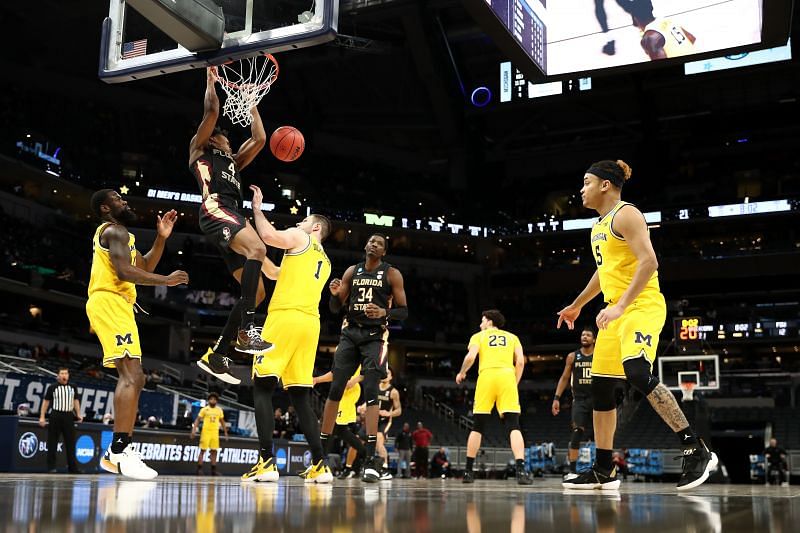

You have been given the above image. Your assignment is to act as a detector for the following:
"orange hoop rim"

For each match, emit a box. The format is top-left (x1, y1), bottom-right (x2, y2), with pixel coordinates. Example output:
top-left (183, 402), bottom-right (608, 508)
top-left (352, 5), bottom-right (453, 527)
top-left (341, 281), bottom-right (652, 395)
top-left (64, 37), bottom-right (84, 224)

top-left (215, 54), bottom-right (280, 92)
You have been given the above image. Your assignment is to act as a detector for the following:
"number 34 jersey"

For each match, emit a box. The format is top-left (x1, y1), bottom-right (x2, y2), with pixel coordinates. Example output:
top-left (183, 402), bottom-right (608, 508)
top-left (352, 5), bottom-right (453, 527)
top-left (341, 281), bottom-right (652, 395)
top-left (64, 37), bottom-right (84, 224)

top-left (468, 328), bottom-right (521, 374)
top-left (345, 261), bottom-right (393, 327)
top-left (268, 234), bottom-right (331, 317)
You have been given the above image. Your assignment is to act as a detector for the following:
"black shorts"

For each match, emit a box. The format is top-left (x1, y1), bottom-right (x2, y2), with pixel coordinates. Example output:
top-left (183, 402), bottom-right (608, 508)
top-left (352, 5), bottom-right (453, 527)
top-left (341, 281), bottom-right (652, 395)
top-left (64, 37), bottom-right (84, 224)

top-left (572, 396), bottom-right (593, 430)
top-left (198, 199), bottom-right (247, 273)
top-left (333, 325), bottom-right (389, 378)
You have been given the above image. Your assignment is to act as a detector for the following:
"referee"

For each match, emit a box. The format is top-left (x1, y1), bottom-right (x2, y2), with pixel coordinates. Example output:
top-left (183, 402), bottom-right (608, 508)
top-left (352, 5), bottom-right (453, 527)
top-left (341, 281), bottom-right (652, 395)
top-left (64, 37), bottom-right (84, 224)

top-left (39, 367), bottom-right (83, 473)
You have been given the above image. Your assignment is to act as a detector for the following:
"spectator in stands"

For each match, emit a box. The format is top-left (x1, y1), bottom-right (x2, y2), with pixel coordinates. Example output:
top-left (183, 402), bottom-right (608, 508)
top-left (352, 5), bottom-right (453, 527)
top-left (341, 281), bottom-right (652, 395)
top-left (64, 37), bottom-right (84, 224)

top-left (412, 422), bottom-right (433, 478)
top-left (17, 343), bottom-right (33, 359)
top-left (431, 447), bottom-right (451, 478)
top-left (395, 423), bottom-right (413, 479)
top-left (284, 406), bottom-right (298, 438)
top-left (273, 408), bottom-right (287, 439)
top-left (764, 437), bottom-right (789, 486)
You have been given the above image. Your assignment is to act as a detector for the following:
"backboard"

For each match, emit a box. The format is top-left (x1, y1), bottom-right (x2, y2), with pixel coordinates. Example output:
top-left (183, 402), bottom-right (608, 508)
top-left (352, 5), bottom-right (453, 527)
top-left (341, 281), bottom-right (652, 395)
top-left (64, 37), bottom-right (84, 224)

top-left (99, 0), bottom-right (338, 83)
top-left (658, 355), bottom-right (720, 391)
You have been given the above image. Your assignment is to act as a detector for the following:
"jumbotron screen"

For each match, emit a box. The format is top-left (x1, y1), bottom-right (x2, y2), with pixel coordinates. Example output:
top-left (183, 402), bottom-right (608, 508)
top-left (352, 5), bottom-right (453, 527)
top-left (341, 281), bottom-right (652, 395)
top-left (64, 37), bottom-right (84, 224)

top-left (477, 0), bottom-right (764, 76)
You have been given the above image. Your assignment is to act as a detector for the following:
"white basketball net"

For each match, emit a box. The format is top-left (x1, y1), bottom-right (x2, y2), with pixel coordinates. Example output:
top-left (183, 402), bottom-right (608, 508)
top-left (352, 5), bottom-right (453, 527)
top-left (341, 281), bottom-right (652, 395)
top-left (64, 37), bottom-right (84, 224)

top-left (216, 54), bottom-right (279, 127)
top-left (680, 382), bottom-right (695, 402)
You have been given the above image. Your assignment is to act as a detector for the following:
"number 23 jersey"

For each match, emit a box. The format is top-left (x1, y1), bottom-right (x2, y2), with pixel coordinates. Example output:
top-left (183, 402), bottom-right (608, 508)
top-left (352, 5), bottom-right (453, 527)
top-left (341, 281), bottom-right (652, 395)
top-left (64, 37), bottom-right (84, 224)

top-left (468, 328), bottom-right (521, 373)
top-left (268, 234), bottom-right (331, 317)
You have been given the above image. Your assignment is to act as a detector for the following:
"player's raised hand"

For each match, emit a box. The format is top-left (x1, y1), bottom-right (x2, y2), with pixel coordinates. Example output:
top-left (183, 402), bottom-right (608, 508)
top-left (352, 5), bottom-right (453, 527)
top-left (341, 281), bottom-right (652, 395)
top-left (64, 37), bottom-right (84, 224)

top-left (156, 210), bottom-right (178, 239)
top-left (207, 66), bottom-right (217, 84)
top-left (165, 270), bottom-right (190, 286)
top-left (329, 278), bottom-right (342, 295)
top-left (249, 185), bottom-right (263, 212)
top-left (556, 304), bottom-right (580, 330)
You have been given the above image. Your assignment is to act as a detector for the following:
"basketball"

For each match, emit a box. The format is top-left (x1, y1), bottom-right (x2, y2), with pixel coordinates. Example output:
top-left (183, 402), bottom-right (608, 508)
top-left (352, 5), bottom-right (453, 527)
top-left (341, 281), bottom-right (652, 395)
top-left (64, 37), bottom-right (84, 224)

top-left (269, 126), bottom-right (305, 162)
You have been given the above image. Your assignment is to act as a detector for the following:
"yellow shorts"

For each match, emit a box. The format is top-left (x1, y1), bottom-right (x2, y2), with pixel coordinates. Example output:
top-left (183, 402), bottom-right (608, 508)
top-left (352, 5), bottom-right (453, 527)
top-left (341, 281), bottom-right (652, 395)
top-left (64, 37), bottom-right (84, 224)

top-left (336, 383), bottom-right (361, 425)
top-left (473, 368), bottom-right (520, 415)
top-left (199, 432), bottom-right (220, 450)
top-left (86, 291), bottom-right (142, 368)
top-left (592, 294), bottom-right (667, 378)
top-left (253, 310), bottom-right (320, 387)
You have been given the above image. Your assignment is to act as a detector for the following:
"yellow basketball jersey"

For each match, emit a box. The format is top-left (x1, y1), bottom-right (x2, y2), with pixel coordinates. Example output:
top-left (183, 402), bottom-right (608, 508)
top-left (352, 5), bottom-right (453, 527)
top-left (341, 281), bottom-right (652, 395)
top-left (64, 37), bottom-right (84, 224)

top-left (644, 18), bottom-right (695, 58)
top-left (199, 405), bottom-right (224, 433)
top-left (590, 202), bottom-right (661, 304)
top-left (268, 234), bottom-right (331, 316)
top-left (341, 365), bottom-right (362, 405)
top-left (468, 328), bottom-right (520, 373)
top-left (88, 223), bottom-right (137, 303)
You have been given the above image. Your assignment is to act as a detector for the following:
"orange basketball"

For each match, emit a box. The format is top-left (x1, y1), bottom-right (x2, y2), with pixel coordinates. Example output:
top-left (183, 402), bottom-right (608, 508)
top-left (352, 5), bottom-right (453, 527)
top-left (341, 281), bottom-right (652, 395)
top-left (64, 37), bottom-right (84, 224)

top-left (269, 126), bottom-right (305, 162)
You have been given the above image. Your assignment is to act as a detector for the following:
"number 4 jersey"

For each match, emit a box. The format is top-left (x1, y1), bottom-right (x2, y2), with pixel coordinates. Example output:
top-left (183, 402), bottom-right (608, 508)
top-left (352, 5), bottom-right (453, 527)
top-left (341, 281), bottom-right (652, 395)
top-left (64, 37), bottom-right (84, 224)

top-left (345, 261), bottom-right (394, 327)
top-left (268, 234), bottom-right (331, 317)
top-left (468, 328), bottom-right (521, 373)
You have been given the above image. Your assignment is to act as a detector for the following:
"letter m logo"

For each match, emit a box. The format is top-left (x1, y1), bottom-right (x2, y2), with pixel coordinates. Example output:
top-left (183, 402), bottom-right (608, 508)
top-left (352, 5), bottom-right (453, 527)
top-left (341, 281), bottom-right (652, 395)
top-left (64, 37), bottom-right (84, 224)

top-left (634, 332), bottom-right (652, 347)
top-left (364, 213), bottom-right (395, 227)
top-left (115, 333), bottom-right (133, 346)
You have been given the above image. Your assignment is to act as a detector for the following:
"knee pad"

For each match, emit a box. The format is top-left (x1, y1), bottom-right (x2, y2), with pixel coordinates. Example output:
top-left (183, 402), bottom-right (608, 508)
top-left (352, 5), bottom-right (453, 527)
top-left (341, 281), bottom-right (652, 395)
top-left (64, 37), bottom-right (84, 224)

top-left (472, 414), bottom-right (491, 434)
top-left (623, 357), bottom-right (660, 395)
top-left (569, 426), bottom-right (585, 449)
top-left (362, 372), bottom-right (380, 406)
top-left (592, 376), bottom-right (620, 411)
top-left (502, 413), bottom-right (521, 434)
top-left (327, 369), bottom-right (350, 402)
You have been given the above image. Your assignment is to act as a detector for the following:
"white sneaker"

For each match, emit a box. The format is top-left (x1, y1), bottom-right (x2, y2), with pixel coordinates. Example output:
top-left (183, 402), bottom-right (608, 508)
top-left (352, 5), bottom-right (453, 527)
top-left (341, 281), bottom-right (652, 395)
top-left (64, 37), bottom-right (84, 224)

top-left (101, 444), bottom-right (158, 480)
top-left (380, 470), bottom-right (393, 481)
top-left (563, 472), bottom-right (579, 481)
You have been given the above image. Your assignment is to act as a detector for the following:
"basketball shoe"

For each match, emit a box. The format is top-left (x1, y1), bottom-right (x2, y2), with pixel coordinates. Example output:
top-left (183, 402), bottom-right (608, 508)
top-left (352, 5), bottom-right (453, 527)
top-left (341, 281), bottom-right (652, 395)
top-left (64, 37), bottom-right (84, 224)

top-left (235, 326), bottom-right (273, 355)
top-left (100, 444), bottom-right (158, 480)
top-left (361, 457), bottom-right (381, 483)
top-left (241, 457), bottom-right (279, 482)
top-left (676, 439), bottom-right (718, 491)
top-left (197, 348), bottom-right (241, 385)
top-left (516, 467), bottom-right (533, 485)
top-left (462, 470), bottom-right (475, 484)
top-left (562, 465), bottom-right (620, 490)
top-left (302, 460), bottom-right (333, 484)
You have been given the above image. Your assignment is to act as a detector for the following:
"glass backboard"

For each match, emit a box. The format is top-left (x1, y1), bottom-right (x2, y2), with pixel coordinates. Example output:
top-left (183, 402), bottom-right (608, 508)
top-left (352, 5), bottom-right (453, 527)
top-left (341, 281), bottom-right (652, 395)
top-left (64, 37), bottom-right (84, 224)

top-left (100, 0), bottom-right (338, 83)
top-left (658, 355), bottom-right (720, 391)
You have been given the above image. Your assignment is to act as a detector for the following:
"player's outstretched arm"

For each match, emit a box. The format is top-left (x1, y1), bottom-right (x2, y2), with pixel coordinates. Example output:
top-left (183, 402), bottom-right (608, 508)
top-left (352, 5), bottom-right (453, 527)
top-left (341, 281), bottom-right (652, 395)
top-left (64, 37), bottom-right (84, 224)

top-left (552, 353), bottom-right (575, 415)
top-left (557, 271), bottom-right (601, 330)
top-left (455, 344), bottom-right (479, 384)
top-left (249, 185), bottom-right (308, 250)
top-left (234, 106), bottom-right (267, 171)
top-left (105, 225), bottom-right (189, 287)
top-left (189, 68), bottom-right (220, 163)
top-left (136, 210), bottom-right (178, 273)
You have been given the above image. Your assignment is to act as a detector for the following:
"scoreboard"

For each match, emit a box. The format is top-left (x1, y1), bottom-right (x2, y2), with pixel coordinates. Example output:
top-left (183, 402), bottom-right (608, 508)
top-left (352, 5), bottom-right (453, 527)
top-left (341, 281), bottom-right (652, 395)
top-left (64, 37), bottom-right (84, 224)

top-left (674, 316), bottom-right (702, 352)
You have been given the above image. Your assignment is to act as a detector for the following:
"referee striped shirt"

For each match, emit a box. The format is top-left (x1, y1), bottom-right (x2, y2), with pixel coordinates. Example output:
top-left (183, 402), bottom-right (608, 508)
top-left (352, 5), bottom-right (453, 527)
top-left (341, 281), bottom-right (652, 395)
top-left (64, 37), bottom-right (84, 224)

top-left (45, 382), bottom-right (78, 413)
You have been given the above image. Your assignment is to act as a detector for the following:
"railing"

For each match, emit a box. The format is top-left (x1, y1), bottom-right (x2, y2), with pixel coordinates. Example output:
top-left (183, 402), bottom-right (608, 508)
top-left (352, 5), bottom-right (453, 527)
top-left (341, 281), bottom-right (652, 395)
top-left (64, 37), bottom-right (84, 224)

top-left (157, 384), bottom-right (254, 412)
top-left (0, 354), bottom-right (54, 376)
top-left (160, 363), bottom-right (183, 384)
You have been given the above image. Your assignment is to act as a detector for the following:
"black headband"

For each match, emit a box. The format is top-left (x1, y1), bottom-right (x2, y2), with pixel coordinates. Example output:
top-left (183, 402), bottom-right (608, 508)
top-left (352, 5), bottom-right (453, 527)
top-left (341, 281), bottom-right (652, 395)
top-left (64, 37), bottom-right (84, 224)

top-left (587, 165), bottom-right (624, 187)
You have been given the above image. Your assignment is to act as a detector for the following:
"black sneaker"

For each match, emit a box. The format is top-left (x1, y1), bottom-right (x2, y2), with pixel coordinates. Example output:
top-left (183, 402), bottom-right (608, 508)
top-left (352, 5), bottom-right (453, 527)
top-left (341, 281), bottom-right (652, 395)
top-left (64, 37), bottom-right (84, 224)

top-left (235, 326), bottom-right (274, 355)
top-left (562, 465), bottom-right (620, 490)
top-left (337, 467), bottom-right (352, 480)
top-left (676, 439), bottom-right (718, 491)
top-left (462, 470), bottom-right (475, 484)
top-left (516, 468), bottom-right (533, 486)
top-left (197, 349), bottom-right (241, 385)
top-left (361, 457), bottom-right (381, 483)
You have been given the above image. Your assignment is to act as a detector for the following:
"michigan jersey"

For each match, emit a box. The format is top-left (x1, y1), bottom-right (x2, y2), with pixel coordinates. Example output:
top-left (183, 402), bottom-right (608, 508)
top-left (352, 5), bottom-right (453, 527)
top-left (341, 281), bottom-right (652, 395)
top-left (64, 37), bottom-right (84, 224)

top-left (268, 234), bottom-right (332, 316)
top-left (88, 223), bottom-right (137, 303)
top-left (468, 328), bottom-right (521, 373)
top-left (199, 406), bottom-right (224, 434)
top-left (590, 202), bottom-right (661, 304)
top-left (643, 18), bottom-right (695, 58)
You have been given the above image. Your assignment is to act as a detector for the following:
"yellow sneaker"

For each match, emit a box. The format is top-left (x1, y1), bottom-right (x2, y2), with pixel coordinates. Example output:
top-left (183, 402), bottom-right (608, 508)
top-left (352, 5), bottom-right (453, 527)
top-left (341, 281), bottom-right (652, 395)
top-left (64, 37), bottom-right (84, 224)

top-left (303, 460), bottom-right (333, 484)
top-left (241, 457), bottom-right (279, 482)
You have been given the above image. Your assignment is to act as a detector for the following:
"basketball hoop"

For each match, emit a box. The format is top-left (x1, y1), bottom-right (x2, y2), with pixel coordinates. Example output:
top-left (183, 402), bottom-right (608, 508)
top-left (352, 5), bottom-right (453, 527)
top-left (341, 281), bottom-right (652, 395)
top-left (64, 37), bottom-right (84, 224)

top-left (680, 382), bottom-right (695, 402)
top-left (215, 54), bottom-right (279, 127)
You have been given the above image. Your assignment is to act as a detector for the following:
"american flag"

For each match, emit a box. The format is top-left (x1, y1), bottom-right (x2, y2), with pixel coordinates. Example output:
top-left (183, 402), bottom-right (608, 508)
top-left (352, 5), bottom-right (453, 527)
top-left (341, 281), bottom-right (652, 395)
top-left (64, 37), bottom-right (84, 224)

top-left (122, 39), bottom-right (148, 59)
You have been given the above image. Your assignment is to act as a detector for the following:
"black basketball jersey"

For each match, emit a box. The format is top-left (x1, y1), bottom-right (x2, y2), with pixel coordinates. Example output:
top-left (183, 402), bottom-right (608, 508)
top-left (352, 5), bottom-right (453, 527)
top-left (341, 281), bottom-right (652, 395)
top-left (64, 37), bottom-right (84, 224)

top-left (571, 350), bottom-right (593, 398)
top-left (190, 147), bottom-right (243, 206)
top-left (378, 383), bottom-right (395, 412)
top-left (346, 261), bottom-right (393, 327)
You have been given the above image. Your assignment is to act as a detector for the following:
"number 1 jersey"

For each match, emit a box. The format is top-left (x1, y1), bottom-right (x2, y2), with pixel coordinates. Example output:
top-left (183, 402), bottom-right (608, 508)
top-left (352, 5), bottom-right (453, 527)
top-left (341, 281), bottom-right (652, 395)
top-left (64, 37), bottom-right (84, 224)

top-left (269, 234), bottom-right (331, 317)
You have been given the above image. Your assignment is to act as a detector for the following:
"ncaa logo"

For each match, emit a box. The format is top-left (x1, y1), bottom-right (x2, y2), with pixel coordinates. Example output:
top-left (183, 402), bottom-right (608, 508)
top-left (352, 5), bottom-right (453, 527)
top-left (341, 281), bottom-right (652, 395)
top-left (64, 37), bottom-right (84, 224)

top-left (75, 435), bottom-right (95, 464)
top-left (19, 432), bottom-right (39, 459)
top-left (303, 450), bottom-right (313, 468)
top-left (275, 448), bottom-right (287, 471)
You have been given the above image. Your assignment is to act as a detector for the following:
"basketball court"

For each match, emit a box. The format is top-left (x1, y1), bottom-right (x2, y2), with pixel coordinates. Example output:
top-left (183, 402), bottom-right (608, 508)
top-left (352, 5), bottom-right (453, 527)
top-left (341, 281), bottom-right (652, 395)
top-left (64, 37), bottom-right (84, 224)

top-left (2, 474), bottom-right (797, 531)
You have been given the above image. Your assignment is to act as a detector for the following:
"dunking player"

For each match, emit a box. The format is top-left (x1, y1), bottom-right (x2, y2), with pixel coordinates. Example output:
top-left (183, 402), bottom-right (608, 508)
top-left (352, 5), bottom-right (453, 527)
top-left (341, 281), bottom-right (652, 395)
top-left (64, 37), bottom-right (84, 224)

top-left (552, 327), bottom-right (596, 480)
top-left (375, 367), bottom-right (402, 479)
top-left (241, 185), bottom-right (333, 483)
top-left (87, 190), bottom-right (188, 479)
top-left (320, 234), bottom-right (408, 483)
top-left (191, 392), bottom-right (228, 475)
top-left (313, 368), bottom-right (368, 479)
top-left (557, 160), bottom-right (717, 490)
top-left (457, 310), bottom-right (533, 485)
top-left (190, 67), bottom-right (273, 384)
